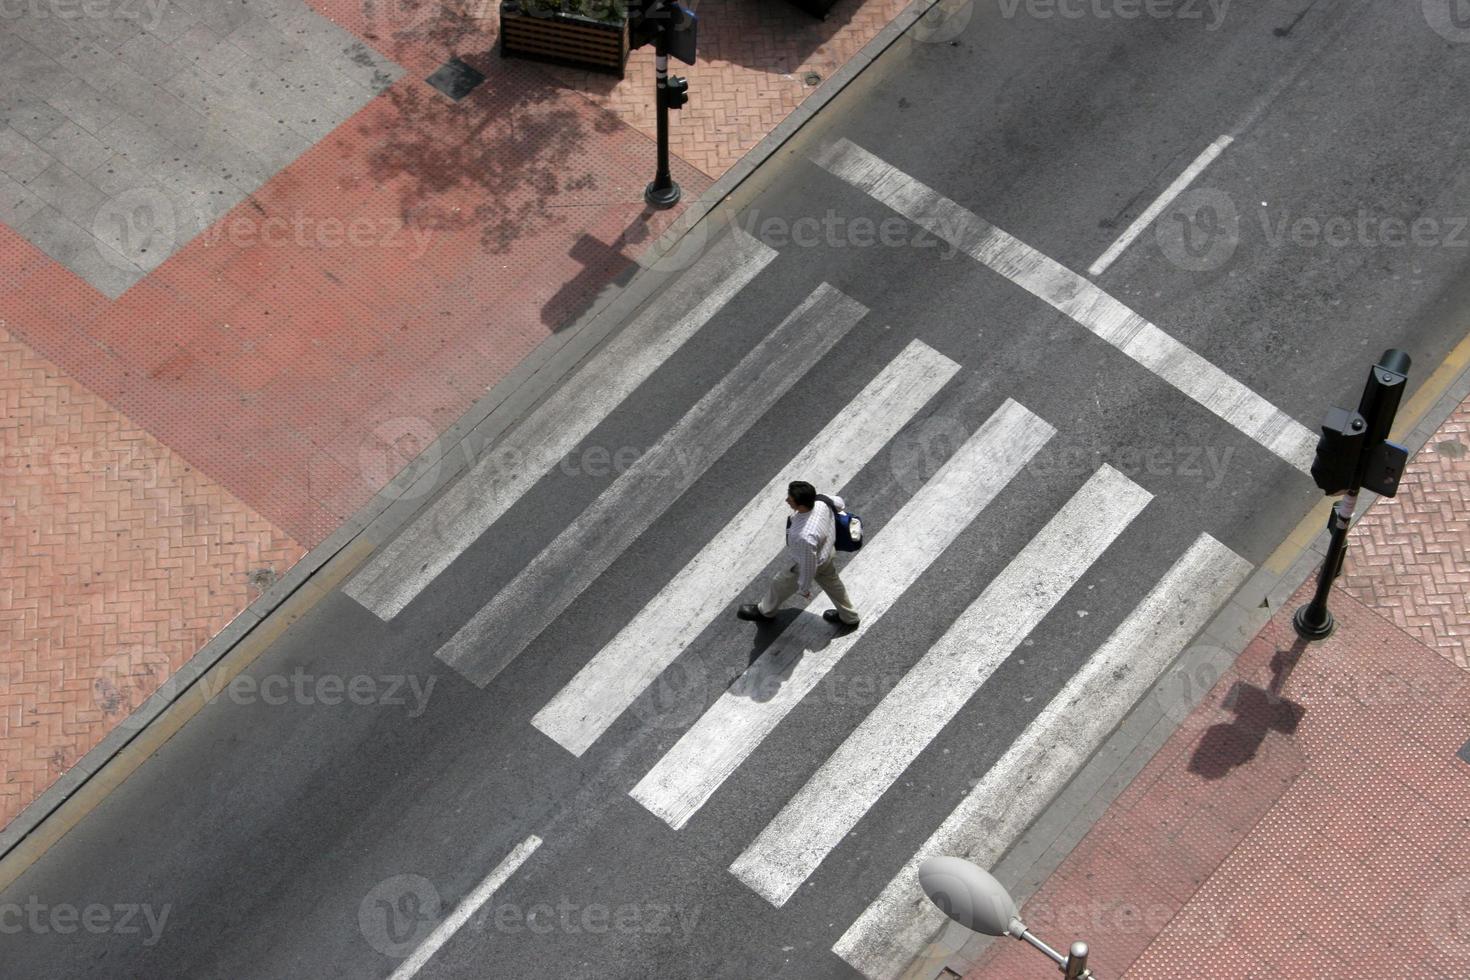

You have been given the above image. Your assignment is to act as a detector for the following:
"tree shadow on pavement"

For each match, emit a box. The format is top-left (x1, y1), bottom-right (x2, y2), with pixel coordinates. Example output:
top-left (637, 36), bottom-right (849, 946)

top-left (1187, 637), bottom-right (1309, 780)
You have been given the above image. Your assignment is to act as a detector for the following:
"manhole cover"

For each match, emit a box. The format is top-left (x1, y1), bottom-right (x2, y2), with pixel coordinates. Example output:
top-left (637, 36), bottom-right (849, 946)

top-left (426, 57), bottom-right (486, 100)
top-left (803, 71), bottom-right (822, 86)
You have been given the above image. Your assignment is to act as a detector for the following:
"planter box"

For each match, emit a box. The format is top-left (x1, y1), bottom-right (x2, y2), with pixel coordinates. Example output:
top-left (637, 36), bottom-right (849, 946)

top-left (500, 0), bottom-right (629, 77)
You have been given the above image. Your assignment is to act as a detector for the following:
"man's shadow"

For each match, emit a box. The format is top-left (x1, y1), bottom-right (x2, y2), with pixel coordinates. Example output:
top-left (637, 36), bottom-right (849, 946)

top-left (728, 610), bottom-right (843, 704)
top-left (1187, 637), bottom-right (1310, 779)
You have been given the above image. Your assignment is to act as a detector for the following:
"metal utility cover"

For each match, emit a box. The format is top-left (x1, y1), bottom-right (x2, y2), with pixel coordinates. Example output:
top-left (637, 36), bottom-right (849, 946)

top-left (427, 57), bottom-right (486, 100)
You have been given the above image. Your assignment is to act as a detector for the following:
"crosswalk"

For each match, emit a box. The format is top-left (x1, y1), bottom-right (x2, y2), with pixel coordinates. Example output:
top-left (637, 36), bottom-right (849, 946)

top-left (532, 339), bottom-right (962, 757)
top-left (361, 140), bottom-right (1290, 978)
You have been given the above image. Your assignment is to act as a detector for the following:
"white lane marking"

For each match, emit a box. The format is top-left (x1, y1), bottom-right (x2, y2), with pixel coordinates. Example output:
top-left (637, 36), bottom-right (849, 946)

top-left (345, 230), bottom-right (776, 621)
top-left (436, 284), bottom-right (868, 688)
top-left (628, 399), bottom-right (1056, 830)
top-left (532, 340), bottom-right (960, 757)
top-left (388, 834), bottom-right (541, 980)
top-left (812, 138), bottom-right (1316, 473)
top-left (834, 533), bottom-right (1252, 980)
top-left (1087, 136), bottom-right (1234, 277)
top-left (731, 465), bottom-right (1151, 908)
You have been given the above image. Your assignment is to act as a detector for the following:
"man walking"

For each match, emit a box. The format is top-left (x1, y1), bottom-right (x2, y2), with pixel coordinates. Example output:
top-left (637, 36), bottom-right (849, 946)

top-left (738, 480), bottom-right (861, 626)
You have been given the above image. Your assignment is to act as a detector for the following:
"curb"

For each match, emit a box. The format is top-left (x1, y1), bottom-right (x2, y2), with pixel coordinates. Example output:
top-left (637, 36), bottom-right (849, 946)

top-left (917, 349), bottom-right (1470, 979)
top-left (0, 0), bottom-right (946, 889)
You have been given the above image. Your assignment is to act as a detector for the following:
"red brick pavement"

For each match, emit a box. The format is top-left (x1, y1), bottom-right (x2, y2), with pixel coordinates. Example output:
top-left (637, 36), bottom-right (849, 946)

top-left (967, 403), bottom-right (1470, 979)
top-left (2, 0), bottom-right (926, 830)
top-left (0, 323), bottom-right (304, 826)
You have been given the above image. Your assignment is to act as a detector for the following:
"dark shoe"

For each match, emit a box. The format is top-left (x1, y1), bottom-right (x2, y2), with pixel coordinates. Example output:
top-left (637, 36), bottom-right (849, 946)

top-left (737, 604), bottom-right (774, 622)
top-left (823, 610), bottom-right (859, 626)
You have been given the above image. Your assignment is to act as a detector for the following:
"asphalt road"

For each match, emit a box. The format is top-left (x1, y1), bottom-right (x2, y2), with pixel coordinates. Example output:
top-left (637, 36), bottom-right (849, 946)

top-left (7, 0), bottom-right (1470, 977)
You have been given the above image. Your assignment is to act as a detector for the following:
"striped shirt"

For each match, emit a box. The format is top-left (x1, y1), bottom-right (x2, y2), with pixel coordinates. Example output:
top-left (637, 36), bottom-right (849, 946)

top-left (786, 495), bottom-right (843, 594)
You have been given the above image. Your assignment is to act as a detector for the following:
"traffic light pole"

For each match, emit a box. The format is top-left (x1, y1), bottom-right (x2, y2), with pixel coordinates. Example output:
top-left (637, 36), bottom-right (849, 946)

top-left (1294, 349), bottom-right (1412, 640)
top-left (644, 29), bottom-right (680, 209)
top-left (1293, 493), bottom-right (1357, 638)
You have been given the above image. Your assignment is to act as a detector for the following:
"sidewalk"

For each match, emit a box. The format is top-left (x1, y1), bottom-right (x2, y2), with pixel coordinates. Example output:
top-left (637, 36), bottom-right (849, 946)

top-left (965, 400), bottom-right (1470, 978)
top-left (0, 0), bottom-right (925, 832)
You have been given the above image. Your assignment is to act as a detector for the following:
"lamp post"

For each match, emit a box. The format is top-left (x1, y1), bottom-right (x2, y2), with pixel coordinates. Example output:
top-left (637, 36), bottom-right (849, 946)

top-left (918, 856), bottom-right (1095, 978)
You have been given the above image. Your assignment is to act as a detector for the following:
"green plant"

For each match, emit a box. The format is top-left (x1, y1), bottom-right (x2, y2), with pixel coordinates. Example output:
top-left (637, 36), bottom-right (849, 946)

top-left (513, 0), bottom-right (628, 23)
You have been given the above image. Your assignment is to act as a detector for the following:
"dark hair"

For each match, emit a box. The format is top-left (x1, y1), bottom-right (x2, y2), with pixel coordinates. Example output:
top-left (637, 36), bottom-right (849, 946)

top-left (788, 481), bottom-right (817, 508)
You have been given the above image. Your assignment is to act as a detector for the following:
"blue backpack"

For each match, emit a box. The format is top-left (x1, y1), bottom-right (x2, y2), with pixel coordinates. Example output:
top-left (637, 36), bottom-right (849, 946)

top-left (816, 494), bottom-right (864, 553)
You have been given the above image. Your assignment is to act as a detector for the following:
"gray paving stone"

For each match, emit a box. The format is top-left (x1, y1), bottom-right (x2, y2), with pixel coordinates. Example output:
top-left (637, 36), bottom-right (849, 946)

top-left (0, 173), bottom-right (47, 228)
top-left (18, 203), bottom-right (104, 264)
top-left (34, 121), bottom-right (114, 178)
top-left (176, 0), bottom-right (252, 39)
top-left (26, 160), bottom-right (105, 227)
top-left (0, 126), bottom-right (57, 184)
top-left (116, 30), bottom-right (190, 81)
top-left (168, 21), bottom-right (239, 74)
top-left (95, 112), bottom-right (173, 174)
top-left (92, 184), bottom-right (179, 272)
top-left (87, 151), bottom-right (155, 195)
top-left (3, 0), bottom-right (400, 292)
top-left (4, 98), bottom-right (67, 143)
top-left (8, 14), bottom-right (91, 59)
top-left (75, 12), bottom-right (147, 52)
top-left (67, 237), bottom-right (146, 297)
top-left (138, 0), bottom-right (200, 43)
top-left (223, 13), bottom-right (309, 68)
top-left (0, 34), bottom-right (75, 92)
top-left (44, 79), bottom-right (124, 136)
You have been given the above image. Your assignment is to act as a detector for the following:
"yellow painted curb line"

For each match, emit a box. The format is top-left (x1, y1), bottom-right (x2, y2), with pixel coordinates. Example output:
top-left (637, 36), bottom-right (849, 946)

top-left (1265, 328), bottom-right (1470, 574)
top-left (0, 536), bottom-right (375, 895)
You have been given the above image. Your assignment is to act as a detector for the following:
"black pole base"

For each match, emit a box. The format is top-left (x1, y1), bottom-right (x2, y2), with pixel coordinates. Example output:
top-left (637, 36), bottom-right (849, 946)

top-left (644, 179), bottom-right (681, 209)
top-left (1292, 604), bottom-right (1336, 640)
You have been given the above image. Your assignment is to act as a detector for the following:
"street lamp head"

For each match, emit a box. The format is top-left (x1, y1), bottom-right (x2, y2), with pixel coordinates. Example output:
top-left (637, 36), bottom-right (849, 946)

top-left (918, 856), bottom-right (1023, 939)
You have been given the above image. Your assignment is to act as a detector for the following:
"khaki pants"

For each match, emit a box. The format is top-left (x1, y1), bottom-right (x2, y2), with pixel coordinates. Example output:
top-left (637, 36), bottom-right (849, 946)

top-left (758, 558), bottom-right (860, 624)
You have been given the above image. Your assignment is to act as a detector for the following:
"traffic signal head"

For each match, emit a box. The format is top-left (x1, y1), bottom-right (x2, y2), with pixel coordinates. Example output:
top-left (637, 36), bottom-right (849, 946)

top-left (629, 0), bottom-right (666, 49)
top-left (665, 75), bottom-right (689, 109)
top-left (1310, 406), bottom-right (1366, 496)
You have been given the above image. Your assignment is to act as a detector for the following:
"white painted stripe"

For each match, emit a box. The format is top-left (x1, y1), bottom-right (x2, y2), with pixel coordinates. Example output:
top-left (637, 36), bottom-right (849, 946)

top-left (1087, 135), bottom-right (1234, 277)
top-left (812, 138), bottom-right (1316, 473)
top-left (532, 340), bottom-right (960, 757)
top-left (732, 466), bottom-right (1151, 907)
top-left (628, 399), bottom-right (1056, 830)
top-left (388, 834), bottom-right (541, 980)
top-left (834, 533), bottom-right (1252, 980)
top-left (346, 230), bottom-right (776, 621)
top-left (436, 284), bottom-right (868, 687)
